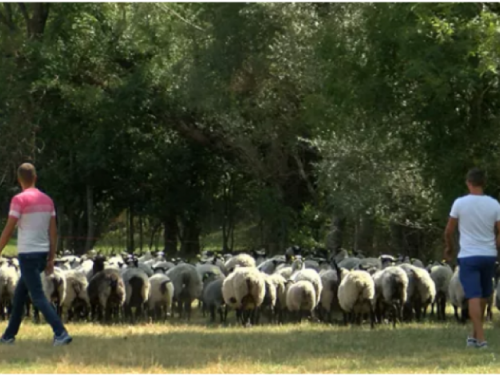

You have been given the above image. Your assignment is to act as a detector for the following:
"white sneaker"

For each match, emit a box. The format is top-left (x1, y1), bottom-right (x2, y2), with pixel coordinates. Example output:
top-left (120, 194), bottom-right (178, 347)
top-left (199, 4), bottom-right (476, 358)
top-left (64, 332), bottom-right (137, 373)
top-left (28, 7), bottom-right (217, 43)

top-left (466, 337), bottom-right (477, 348)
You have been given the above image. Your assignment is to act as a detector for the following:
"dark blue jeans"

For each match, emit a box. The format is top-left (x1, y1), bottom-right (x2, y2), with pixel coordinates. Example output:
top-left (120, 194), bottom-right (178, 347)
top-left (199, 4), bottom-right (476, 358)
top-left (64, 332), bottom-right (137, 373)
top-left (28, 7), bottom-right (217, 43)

top-left (2, 252), bottom-right (66, 339)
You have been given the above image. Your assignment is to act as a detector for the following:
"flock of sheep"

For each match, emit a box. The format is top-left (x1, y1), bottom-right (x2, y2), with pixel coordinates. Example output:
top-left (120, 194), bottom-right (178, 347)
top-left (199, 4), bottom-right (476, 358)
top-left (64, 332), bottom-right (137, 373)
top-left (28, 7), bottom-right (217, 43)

top-left (0, 247), bottom-right (499, 328)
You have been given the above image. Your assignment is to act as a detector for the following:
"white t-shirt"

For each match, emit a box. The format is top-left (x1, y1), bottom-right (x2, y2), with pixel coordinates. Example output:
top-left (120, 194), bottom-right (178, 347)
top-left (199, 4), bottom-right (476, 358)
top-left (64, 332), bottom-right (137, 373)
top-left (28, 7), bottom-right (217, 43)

top-left (450, 194), bottom-right (500, 258)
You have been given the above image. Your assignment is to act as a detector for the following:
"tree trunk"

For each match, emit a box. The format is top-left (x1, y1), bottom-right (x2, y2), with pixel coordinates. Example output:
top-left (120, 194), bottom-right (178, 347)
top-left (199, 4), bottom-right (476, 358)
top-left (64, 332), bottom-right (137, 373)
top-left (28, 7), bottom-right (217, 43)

top-left (356, 213), bottom-right (374, 255)
top-left (163, 213), bottom-right (178, 256)
top-left (139, 215), bottom-right (143, 252)
top-left (75, 210), bottom-right (86, 255)
top-left (128, 207), bottom-right (135, 253)
top-left (56, 205), bottom-right (63, 253)
top-left (180, 218), bottom-right (201, 259)
top-left (390, 222), bottom-right (404, 255)
top-left (325, 213), bottom-right (346, 254)
top-left (84, 184), bottom-right (94, 253)
top-left (149, 221), bottom-right (161, 251)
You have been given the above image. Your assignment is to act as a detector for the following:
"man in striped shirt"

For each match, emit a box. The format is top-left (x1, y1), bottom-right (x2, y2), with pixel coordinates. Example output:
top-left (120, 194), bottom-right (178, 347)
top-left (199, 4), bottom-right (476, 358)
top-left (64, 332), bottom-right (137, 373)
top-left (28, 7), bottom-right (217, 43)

top-left (0, 163), bottom-right (72, 346)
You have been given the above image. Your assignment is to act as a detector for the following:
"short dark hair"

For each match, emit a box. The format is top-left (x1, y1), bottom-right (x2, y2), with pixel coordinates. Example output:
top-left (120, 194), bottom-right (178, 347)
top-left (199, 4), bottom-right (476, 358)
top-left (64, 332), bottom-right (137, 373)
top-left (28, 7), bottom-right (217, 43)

top-left (466, 167), bottom-right (485, 187)
top-left (17, 163), bottom-right (37, 185)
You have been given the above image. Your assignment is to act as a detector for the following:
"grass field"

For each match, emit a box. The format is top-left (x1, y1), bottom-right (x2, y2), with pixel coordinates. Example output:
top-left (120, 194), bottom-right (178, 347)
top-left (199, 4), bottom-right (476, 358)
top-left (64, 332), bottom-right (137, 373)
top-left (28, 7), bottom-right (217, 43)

top-left (1, 313), bottom-right (500, 374)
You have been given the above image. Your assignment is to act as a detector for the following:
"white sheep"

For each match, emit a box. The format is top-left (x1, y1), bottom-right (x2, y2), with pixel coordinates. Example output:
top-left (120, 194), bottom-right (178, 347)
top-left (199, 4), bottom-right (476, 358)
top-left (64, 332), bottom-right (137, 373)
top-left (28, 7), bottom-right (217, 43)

top-left (267, 273), bottom-right (287, 323)
top-left (337, 268), bottom-right (376, 328)
top-left (399, 264), bottom-right (436, 321)
top-left (290, 265), bottom-right (322, 308)
top-left (276, 258), bottom-right (304, 280)
top-left (0, 261), bottom-right (20, 320)
top-left (222, 266), bottom-right (265, 326)
top-left (319, 269), bottom-right (340, 323)
top-left (61, 269), bottom-right (90, 322)
top-left (224, 253), bottom-right (256, 274)
top-left (148, 273), bottom-right (174, 321)
top-left (39, 266), bottom-right (67, 318)
top-left (429, 263), bottom-right (453, 321)
top-left (286, 280), bottom-right (317, 323)
top-left (448, 266), bottom-right (468, 323)
top-left (260, 273), bottom-right (278, 323)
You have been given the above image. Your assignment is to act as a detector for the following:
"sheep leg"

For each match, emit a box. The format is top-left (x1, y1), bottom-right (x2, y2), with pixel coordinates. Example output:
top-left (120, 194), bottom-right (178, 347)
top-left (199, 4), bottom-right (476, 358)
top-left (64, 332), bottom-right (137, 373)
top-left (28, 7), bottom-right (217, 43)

top-left (210, 305), bottom-right (216, 323)
top-left (486, 303), bottom-right (492, 321)
top-left (184, 300), bottom-right (192, 321)
top-left (439, 297), bottom-right (446, 321)
top-left (370, 306), bottom-right (376, 329)
top-left (25, 300), bottom-right (31, 319)
top-left (33, 307), bottom-right (40, 323)
top-left (453, 305), bottom-right (459, 322)
top-left (254, 307), bottom-right (260, 325)
top-left (461, 306), bottom-right (468, 324)
top-left (177, 299), bottom-right (183, 319)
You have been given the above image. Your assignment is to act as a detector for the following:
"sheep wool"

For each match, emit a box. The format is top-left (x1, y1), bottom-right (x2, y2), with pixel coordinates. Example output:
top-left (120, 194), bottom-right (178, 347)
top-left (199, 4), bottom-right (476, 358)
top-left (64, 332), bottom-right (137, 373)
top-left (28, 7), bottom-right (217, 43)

top-left (338, 269), bottom-right (376, 328)
top-left (61, 269), bottom-right (90, 321)
top-left (319, 269), bottom-right (340, 314)
top-left (430, 264), bottom-right (453, 320)
top-left (286, 280), bottom-right (316, 321)
top-left (224, 254), bottom-right (256, 274)
top-left (148, 273), bottom-right (174, 320)
top-left (290, 267), bottom-right (323, 307)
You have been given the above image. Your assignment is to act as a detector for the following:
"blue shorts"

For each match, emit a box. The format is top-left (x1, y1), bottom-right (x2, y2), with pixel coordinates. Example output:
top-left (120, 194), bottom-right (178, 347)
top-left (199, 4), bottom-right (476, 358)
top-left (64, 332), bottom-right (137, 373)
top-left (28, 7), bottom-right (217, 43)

top-left (458, 256), bottom-right (496, 299)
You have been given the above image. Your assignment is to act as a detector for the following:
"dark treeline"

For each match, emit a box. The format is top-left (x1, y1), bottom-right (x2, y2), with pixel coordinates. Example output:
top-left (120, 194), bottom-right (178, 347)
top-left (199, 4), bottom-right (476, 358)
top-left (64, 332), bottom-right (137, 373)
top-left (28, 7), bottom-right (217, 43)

top-left (1, 3), bottom-right (500, 259)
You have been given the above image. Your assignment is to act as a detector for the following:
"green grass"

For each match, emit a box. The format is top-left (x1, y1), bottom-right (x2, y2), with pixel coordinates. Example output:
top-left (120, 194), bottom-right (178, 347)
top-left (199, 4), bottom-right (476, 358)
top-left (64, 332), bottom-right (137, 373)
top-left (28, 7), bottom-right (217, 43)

top-left (1, 312), bottom-right (500, 373)
top-left (3, 239), bottom-right (17, 257)
top-left (200, 223), bottom-right (261, 251)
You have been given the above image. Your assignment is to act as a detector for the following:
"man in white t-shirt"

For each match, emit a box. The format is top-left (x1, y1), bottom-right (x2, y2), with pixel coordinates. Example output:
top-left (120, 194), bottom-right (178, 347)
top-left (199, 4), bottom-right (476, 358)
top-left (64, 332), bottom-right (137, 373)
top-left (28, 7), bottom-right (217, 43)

top-left (444, 168), bottom-right (500, 349)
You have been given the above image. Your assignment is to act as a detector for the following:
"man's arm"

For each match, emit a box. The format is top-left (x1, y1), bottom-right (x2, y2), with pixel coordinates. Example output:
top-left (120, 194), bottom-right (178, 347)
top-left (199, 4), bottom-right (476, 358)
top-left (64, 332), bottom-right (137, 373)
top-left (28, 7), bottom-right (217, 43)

top-left (444, 217), bottom-right (458, 261)
top-left (0, 217), bottom-right (18, 255)
top-left (45, 216), bottom-right (57, 275)
top-left (495, 221), bottom-right (500, 250)
top-left (48, 216), bottom-right (57, 261)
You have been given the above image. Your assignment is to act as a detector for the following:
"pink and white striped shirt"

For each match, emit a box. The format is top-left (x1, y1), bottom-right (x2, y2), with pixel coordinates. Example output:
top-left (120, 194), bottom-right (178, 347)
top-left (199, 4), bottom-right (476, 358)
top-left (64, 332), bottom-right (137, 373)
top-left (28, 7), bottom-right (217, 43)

top-left (8, 188), bottom-right (56, 254)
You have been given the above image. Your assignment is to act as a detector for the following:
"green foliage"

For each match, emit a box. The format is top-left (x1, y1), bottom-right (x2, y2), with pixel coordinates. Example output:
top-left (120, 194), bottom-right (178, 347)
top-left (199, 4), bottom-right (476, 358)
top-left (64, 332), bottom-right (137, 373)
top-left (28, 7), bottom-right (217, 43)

top-left (1, 3), bottom-right (500, 256)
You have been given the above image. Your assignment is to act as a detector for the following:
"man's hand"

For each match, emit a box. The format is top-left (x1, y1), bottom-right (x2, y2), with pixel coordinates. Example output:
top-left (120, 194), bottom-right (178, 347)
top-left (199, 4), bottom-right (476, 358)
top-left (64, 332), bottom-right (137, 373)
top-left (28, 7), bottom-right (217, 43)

top-left (0, 216), bottom-right (18, 256)
top-left (45, 259), bottom-right (54, 275)
top-left (444, 217), bottom-right (458, 262)
top-left (443, 247), bottom-right (453, 262)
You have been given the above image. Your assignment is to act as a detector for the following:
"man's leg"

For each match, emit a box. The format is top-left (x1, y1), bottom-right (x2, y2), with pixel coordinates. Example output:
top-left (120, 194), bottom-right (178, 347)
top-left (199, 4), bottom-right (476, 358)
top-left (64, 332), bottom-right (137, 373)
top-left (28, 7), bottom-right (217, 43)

top-left (459, 258), bottom-right (482, 341)
top-left (22, 253), bottom-right (67, 337)
top-left (468, 298), bottom-right (485, 342)
top-left (475, 256), bottom-right (497, 344)
top-left (2, 275), bottom-right (29, 340)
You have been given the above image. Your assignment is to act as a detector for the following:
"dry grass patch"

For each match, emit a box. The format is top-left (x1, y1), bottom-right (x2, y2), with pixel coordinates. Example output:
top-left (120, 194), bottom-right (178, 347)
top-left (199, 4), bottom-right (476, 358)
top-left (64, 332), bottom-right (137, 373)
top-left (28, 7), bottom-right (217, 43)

top-left (1, 319), bottom-right (500, 373)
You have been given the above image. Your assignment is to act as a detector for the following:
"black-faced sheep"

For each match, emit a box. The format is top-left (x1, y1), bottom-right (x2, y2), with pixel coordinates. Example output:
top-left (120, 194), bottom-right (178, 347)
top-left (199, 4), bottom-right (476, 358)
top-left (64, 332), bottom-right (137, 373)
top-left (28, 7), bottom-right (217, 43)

top-left (122, 266), bottom-right (151, 322)
top-left (88, 256), bottom-right (126, 323)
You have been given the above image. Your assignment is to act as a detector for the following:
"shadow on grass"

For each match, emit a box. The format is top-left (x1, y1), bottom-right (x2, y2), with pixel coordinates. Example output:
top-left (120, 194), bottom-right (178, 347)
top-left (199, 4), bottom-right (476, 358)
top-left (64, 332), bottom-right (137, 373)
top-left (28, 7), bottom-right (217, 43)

top-left (0, 323), bottom-right (498, 373)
